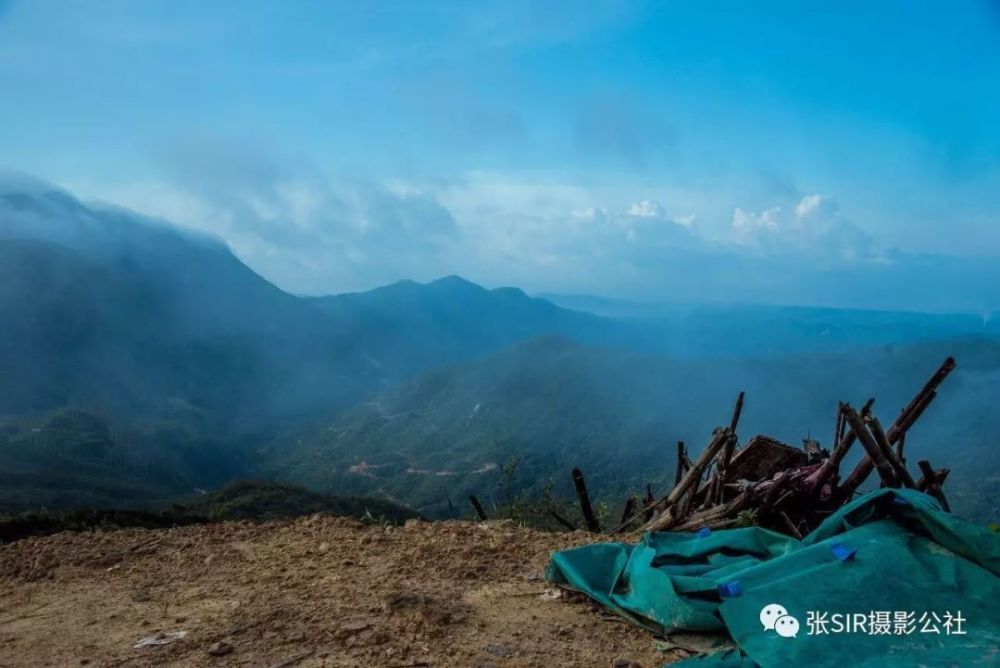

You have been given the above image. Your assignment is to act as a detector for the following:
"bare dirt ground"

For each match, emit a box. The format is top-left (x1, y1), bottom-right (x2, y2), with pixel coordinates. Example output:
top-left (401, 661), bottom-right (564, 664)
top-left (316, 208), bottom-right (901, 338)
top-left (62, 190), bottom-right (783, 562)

top-left (0, 517), bottom-right (692, 667)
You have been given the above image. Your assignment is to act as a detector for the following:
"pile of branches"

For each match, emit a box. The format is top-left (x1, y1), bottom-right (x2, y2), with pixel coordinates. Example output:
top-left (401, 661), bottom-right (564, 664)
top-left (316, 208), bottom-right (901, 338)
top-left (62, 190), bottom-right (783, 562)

top-left (606, 356), bottom-right (957, 538)
top-left (466, 356), bottom-right (959, 538)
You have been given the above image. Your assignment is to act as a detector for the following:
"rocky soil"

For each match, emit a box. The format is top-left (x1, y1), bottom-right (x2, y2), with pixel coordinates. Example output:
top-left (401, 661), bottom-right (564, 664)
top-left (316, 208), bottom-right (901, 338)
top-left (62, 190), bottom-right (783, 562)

top-left (0, 517), bottom-right (697, 667)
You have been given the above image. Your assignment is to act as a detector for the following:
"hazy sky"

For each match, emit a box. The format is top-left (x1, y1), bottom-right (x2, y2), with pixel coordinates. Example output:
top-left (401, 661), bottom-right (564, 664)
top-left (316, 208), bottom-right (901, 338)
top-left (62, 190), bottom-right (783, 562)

top-left (1, 1), bottom-right (999, 310)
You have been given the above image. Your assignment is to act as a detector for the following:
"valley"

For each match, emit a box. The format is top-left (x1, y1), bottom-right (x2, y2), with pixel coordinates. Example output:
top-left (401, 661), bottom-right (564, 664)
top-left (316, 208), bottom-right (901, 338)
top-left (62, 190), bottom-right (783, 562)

top-left (1, 180), bottom-right (998, 528)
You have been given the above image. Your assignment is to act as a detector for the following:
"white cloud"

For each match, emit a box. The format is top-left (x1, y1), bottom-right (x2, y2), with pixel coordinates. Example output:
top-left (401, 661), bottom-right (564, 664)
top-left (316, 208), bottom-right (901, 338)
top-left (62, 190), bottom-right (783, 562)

top-left (731, 205), bottom-right (781, 245)
top-left (53, 138), bottom-right (906, 302)
top-left (18, 167), bottom-right (1000, 311)
top-left (729, 194), bottom-right (874, 262)
top-left (627, 199), bottom-right (666, 218)
top-left (795, 193), bottom-right (823, 217)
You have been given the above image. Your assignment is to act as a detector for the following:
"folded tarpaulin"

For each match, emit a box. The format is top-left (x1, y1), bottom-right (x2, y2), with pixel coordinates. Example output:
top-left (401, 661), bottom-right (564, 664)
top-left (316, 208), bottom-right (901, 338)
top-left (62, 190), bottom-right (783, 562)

top-left (545, 489), bottom-right (1000, 667)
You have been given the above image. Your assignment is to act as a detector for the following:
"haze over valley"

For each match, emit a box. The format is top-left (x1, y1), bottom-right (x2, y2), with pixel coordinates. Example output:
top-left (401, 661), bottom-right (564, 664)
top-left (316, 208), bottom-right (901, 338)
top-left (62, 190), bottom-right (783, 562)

top-left (2, 180), bottom-right (997, 524)
top-left (2, 2), bottom-right (999, 530)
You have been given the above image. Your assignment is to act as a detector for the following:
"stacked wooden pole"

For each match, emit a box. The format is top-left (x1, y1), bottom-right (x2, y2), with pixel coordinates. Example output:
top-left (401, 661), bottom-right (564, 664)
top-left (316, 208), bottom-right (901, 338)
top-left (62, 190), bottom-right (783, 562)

top-left (471, 356), bottom-right (959, 539)
top-left (609, 357), bottom-right (958, 537)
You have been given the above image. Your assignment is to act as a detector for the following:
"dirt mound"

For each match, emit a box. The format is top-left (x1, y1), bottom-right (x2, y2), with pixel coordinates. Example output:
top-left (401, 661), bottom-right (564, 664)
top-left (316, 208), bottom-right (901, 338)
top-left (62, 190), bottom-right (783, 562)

top-left (0, 517), bottom-right (685, 667)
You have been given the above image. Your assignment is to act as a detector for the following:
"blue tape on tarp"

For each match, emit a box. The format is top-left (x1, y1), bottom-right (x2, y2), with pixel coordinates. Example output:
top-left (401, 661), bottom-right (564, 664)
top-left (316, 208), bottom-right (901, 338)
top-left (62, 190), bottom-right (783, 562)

top-left (718, 581), bottom-right (743, 598)
top-left (830, 542), bottom-right (858, 561)
top-left (697, 527), bottom-right (712, 538)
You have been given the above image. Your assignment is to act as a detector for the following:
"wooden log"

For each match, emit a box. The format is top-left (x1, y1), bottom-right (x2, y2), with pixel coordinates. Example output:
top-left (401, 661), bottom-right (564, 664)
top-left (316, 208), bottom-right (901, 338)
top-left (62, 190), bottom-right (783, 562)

top-left (702, 475), bottom-right (719, 510)
top-left (729, 391), bottom-right (746, 433)
top-left (896, 358), bottom-right (956, 430)
top-left (861, 397), bottom-right (876, 416)
top-left (802, 400), bottom-right (872, 496)
top-left (641, 429), bottom-right (734, 532)
top-left (916, 460), bottom-right (933, 491)
top-left (572, 468), bottom-right (601, 533)
top-left (671, 490), bottom-right (754, 532)
top-left (614, 427), bottom-right (730, 534)
top-left (762, 470), bottom-right (792, 507)
top-left (842, 405), bottom-right (898, 487)
top-left (643, 484), bottom-right (655, 522)
top-left (917, 462), bottom-right (950, 490)
top-left (820, 397), bottom-right (875, 482)
top-left (867, 416), bottom-right (916, 488)
top-left (705, 392), bottom-right (746, 510)
top-left (674, 441), bottom-right (688, 487)
top-left (718, 393), bottom-right (745, 486)
top-left (672, 510), bottom-right (726, 532)
top-left (621, 496), bottom-right (638, 526)
top-left (840, 358), bottom-right (956, 497)
top-left (469, 495), bottom-right (488, 521)
top-left (672, 515), bottom-right (742, 532)
top-left (832, 402), bottom-right (845, 455)
top-left (681, 483), bottom-right (698, 518)
top-left (917, 460), bottom-right (951, 512)
top-left (717, 432), bottom-right (738, 497)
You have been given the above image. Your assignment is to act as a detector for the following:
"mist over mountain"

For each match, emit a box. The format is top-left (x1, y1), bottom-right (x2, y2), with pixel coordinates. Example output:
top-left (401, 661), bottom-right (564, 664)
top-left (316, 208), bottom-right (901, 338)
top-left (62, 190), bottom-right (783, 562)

top-left (269, 335), bottom-right (1000, 522)
top-left (0, 178), bottom-right (997, 522)
top-left (310, 276), bottom-right (614, 379)
top-left (0, 182), bottom-right (598, 426)
top-left (0, 189), bottom-right (361, 427)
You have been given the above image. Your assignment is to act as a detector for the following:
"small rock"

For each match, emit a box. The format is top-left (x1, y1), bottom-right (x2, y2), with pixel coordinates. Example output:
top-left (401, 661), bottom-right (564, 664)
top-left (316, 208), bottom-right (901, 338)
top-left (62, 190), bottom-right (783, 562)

top-left (335, 621), bottom-right (373, 640)
top-left (208, 641), bottom-right (233, 656)
top-left (318, 542), bottom-right (330, 553)
top-left (612, 658), bottom-right (642, 668)
top-left (485, 644), bottom-right (516, 658)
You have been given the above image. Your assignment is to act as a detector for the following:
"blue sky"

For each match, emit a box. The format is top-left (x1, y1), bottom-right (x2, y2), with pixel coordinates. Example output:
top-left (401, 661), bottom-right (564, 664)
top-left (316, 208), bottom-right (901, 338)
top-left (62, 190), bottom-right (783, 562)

top-left (1, 1), bottom-right (999, 311)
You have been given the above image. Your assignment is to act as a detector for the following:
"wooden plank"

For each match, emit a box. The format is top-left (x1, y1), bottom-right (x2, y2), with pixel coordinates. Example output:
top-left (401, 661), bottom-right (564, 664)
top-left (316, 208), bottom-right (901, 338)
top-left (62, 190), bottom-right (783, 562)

top-left (728, 435), bottom-right (808, 481)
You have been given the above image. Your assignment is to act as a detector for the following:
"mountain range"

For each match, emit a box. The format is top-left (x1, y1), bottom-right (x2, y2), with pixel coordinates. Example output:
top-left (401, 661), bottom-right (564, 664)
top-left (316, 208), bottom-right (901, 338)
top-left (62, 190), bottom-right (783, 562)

top-left (1, 177), bottom-right (997, 523)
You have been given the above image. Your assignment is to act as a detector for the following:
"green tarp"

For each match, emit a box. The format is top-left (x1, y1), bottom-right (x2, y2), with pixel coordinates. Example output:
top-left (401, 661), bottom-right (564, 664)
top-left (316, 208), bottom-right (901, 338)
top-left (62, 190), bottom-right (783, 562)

top-left (546, 489), bottom-right (1000, 667)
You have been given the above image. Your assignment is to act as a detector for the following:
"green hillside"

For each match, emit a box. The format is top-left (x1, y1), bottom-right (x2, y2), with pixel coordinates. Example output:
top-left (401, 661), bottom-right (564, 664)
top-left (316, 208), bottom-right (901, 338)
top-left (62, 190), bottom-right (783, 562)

top-left (269, 336), bottom-right (1000, 523)
top-left (0, 480), bottom-right (418, 542)
top-left (2, 183), bottom-right (997, 525)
